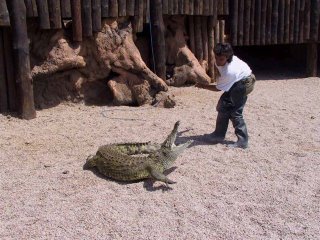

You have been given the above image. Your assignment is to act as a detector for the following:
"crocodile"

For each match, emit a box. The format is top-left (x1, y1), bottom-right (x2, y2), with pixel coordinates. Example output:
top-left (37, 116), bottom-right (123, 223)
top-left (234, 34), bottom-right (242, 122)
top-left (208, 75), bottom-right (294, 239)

top-left (84, 121), bottom-right (193, 185)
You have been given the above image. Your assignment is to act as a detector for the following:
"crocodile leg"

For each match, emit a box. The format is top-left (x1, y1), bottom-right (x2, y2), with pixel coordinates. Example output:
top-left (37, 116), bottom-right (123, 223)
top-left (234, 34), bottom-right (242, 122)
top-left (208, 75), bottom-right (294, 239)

top-left (148, 167), bottom-right (176, 185)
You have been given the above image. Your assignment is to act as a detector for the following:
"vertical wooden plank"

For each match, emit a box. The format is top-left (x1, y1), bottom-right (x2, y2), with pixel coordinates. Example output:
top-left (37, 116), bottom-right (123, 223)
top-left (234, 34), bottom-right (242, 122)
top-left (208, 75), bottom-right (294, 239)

top-left (133, 0), bottom-right (143, 32)
top-left (231, 0), bottom-right (238, 45)
top-left (145, 0), bottom-right (149, 23)
top-left (126, 0), bottom-right (134, 16)
top-left (48, 0), bottom-right (62, 28)
top-left (304, 0), bottom-right (310, 40)
top-left (36, 0), bottom-right (50, 29)
top-left (71, 0), bottom-right (82, 41)
top-left (0, 29), bottom-right (8, 112)
top-left (278, 0), bottom-right (285, 43)
top-left (82, 0), bottom-right (93, 36)
top-left (298, 0), bottom-right (305, 42)
top-left (266, 0), bottom-right (273, 44)
top-left (109, 0), bottom-right (119, 17)
top-left (188, 16), bottom-right (195, 53)
top-left (272, 0), bottom-right (279, 44)
top-left (223, 0), bottom-right (229, 15)
top-left (306, 43), bottom-right (317, 76)
top-left (189, 0), bottom-right (194, 15)
top-left (118, 0), bottom-right (126, 16)
top-left (238, 0), bottom-right (244, 45)
top-left (218, 0), bottom-right (223, 15)
top-left (260, 0), bottom-right (267, 45)
top-left (294, 0), bottom-right (300, 43)
top-left (244, 0), bottom-right (251, 46)
top-left (173, 0), bottom-right (179, 14)
top-left (24, 0), bottom-right (34, 17)
top-left (0, 0), bottom-right (10, 26)
top-left (61, 0), bottom-right (72, 18)
top-left (208, 16), bottom-right (216, 79)
top-left (289, 0), bottom-right (295, 43)
top-left (219, 20), bottom-right (225, 42)
top-left (194, 0), bottom-right (200, 15)
top-left (250, 0), bottom-right (255, 45)
top-left (168, 0), bottom-right (173, 14)
top-left (162, 0), bottom-right (168, 14)
top-left (150, 0), bottom-right (166, 79)
top-left (310, 0), bottom-right (319, 41)
top-left (254, 0), bottom-right (261, 45)
top-left (92, 0), bottom-right (101, 32)
top-left (2, 29), bottom-right (16, 111)
top-left (199, 0), bottom-right (203, 15)
top-left (184, 0), bottom-right (190, 15)
top-left (101, 0), bottom-right (109, 17)
top-left (178, 0), bottom-right (184, 14)
top-left (214, 19), bottom-right (219, 43)
top-left (203, 0), bottom-right (209, 15)
top-left (31, 0), bottom-right (38, 16)
top-left (284, 0), bottom-right (290, 43)
top-left (202, 16), bottom-right (208, 62)
top-left (195, 16), bottom-right (203, 61)
top-left (7, 0), bottom-right (36, 119)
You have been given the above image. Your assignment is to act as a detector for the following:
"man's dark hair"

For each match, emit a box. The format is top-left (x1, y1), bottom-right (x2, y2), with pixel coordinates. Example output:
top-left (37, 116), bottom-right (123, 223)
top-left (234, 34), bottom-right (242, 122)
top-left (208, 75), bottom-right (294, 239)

top-left (214, 43), bottom-right (234, 63)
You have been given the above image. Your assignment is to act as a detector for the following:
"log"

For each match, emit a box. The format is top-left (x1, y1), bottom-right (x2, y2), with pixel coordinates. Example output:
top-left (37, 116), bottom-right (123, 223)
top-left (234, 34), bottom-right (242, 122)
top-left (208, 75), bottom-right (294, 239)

top-left (24, 0), bottom-right (34, 17)
top-left (36, 0), bottom-right (50, 29)
top-left (126, 0), bottom-right (135, 16)
top-left (294, 0), bottom-right (300, 43)
top-left (254, 0), bottom-right (261, 45)
top-left (238, 0), bottom-right (244, 45)
top-left (212, 0), bottom-right (218, 22)
top-left (278, 0), bottom-right (285, 43)
top-left (194, 0), bottom-right (200, 15)
top-left (189, 0), bottom-right (194, 15)
top-left (61, 0), bottom-right (72, 18)
top-left (266, 0), bottom-right (272, 44)
top-left (284, 0), bottom-right (290, 43)
top-left (178, 0), bottom-right (184, 14)
top-left (150, 0), bottom-right (166, 80)
top-left (214, 19), bottom-right (219, 44)
top-left (101, 0), bottom-right (109, 17)
top-left (168, 0), bottom-right (173, 14)
top-left (289, 0), bottom-right (295, 43)
top-left (223, 0), bottom-right (229, 15)
top-left (310, 0), bottom-right (319, 41)
top-left (306, 43), bottom-right (317, 76)
top-left (173, 0), bottom-right (179, 15)
top-left (109, 0), bottom-right (119, 17)
top-left (82, 0), bottom-right (93, 37)
top-left (260, 0), bottom-right (267, 45)
top-left (202, 17), bottom-right (208, 62)
top-left (304, 0), bottom-right (310, 40)
top-left (92, 0), bottom-right (101, 32)
top-left (184, 0), bottom-right (190, 15)
top-left (0, 30), bottom-right (8, 112)
top-left (162, 0), bottom-right (168, 14)
top-left (0, 0), bottom-right (10, 26)
top-left (243, 0), bottom-right (251, 45)
top-left (271, 0), bottom-right (279, 44)
top-left (195, 16), bottom-right (203, 61)
top-left (219, 20), bottom-right (225, 43)
top-left (48, 0), bottom-right (62, 28)
top-left (144, 0), bottom-right (150, 23)
top-left (231, 0), bottom-right (238, 45)
top-left (118, 0), bottom-right (126, 16)
top-left (298, 0), bottom-right (305, 42)
top-left (133, 0), bottom-right (143, 32)
top-left (250, 0), bottom-right (255, 45)
top-left (2, 29), bottom-right (16, 111)
top-left (71, 0), bottom-right (82, 42)
top-left (31, 0), bottom-right (38, 16)
top-left (7, 0), bottom-right (36, 119)
top-left (188, 16), bottom-right (195, 53)
top-left (208, 16), bottom-right (215, 79)
top-left (218, 0), bottom-right (223, 15)
top-left (199, 0), bottom-right (203, 15)
top-left (203, 1), bottom-right (210, 16)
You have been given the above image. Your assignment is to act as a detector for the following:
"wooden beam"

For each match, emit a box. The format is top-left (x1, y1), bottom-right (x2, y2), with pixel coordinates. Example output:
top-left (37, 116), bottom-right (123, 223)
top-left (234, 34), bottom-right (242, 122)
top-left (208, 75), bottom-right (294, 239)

top-left (118, 0), bottom-right (126, 16)
top-left (0, 0), bottom-right (10, 26)
top-left (92, 0), bottom-right (101, 32)
top-left (208, 16), bottom-right (216, 79)
top-left (109, 0), bottom-right (119, 17)
top-left (231, 0), bottom-right (238, 46)
top-left (71, 0), bottom-right (82, 41)
top-left (162, 0), bottom-right (168, 14)
top-left (238, 0), bottom-right (244, 45)
top-left (250, 0), bottom-right (255, 45)
top-left (36, 0), bottom-right (50, 29)
top-left (150, 0), bottom-right (166, 80)
top-left (101, 0), bottom-right (109, 17)
top-left (244, 0), bottom-right (251, 45)
top-left (133, 0), bottom-right (143, 32)
top-left (82, 0), bottom-right (93, 36)
top-left (7, 0), bottom-right (36, 119)
top-left (61, 0), bottom-right (72, 18)
top-left (202, 16), bottom-right (208, 62)
top-left (195, 16), bottom-right (203, 61)
top-left (48, 0), bottom-right (62, 28)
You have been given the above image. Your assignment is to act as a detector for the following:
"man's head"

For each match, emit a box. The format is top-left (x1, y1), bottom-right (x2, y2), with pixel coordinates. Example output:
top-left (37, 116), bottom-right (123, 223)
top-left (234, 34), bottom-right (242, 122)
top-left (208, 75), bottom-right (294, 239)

top-left (214, 43), bottom-right (234, 66)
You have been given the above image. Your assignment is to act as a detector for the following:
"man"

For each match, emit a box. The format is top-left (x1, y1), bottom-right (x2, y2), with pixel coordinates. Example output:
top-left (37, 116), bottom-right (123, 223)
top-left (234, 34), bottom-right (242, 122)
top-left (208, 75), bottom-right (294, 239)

top-left (196, 43), bottom-right (255, 149)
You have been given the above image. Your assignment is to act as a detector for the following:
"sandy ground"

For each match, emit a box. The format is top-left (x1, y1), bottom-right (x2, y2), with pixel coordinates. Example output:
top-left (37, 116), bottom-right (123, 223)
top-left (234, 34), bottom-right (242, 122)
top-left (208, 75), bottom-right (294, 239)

top-left (0, 77), bottom-right (319, 240)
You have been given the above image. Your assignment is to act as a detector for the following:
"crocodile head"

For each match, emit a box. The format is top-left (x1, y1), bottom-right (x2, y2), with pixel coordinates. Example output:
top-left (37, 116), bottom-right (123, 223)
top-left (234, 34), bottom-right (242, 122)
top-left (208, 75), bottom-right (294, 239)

top-left (160, 121), bottom-right (193, 169)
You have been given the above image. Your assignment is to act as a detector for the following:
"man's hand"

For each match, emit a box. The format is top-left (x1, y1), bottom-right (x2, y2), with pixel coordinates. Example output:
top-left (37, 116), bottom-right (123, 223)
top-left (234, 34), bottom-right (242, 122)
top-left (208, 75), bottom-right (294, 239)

top-left (195, 82), bottom-right (220, 92)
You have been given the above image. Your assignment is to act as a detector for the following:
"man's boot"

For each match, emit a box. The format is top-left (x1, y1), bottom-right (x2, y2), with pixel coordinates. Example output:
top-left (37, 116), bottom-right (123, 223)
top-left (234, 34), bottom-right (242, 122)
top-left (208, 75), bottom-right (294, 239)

top-left (228, 118), bottom-right (248, 149)
top-left (204, 112), bottom-right (229, 143)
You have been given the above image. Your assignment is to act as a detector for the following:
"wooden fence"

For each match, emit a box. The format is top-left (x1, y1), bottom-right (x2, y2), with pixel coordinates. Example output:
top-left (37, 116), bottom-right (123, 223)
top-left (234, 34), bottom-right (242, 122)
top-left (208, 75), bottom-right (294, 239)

top-left (0, 0), bottom-right (319, 119)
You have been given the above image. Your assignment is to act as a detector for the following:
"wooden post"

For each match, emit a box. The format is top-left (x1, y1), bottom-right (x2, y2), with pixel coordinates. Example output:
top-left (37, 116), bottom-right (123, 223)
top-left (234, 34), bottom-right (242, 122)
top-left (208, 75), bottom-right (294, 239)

top-left (0, 29), bottom-right (8, 112)
top-left (195, 16), bottom-right (203, 61)
top-left (71, 0), bottom-right (82, 42)
top-left (82, 0), bottom-right (93, 36)
top-left (109, 0), bottom-right (119, 17)
top-left (194, 0), bottom-right (200, 15)
top-left (7, 0), bottom-right (36, 119)
top-left (48, 0), bottom-right (62, 28)
top-left (202, 16), bottom-right (208, 63)
top-left (162, 0), bottom-right (168, 14)
top-left (178, 0), bottom-right (184, 14)
top-left (278, 0), bottom-right (285, 43)
top-left (306, 43), bottom-right (317, 76)
top-left (36, 0), bottom-right (50, 29)
top-left (150, 0), bottom-right (166, 80)
top-left (118, 0), bottom-right (126, 16)
top-left (61, 0), bottom-right (72, 18)
top-left (0, 0), bottom-right (10, 26)
top-left (266, 0), bottom-right (272, 44)
top-left (126, 0), bottom-right (135, 16)
top-left (284, 0), bottom-right (290, 43)
top-left (214, 19), bottom-right (219, 44)
top-left (189, 0), bottom-right (194, 15)
top-left (244, 0), bottom-right (251, 46)
top-left (223, 0), bottom-right (229, 15)
top-left (188, 16), bottom-right (195, 53)
top-left (133, 0), bottom-right (143, 32)
top-left (298, 0), bottom-right (305, 43)
top-left (3, 29), bottom-right (16, 111)
top-left (238, 0), bottom-right (244, 45)
top-left (261, 0), bottom-right (267, 45)
top-left (250, 0), bottom-right (255, 45)
top-left (144, 0), bottom-right (150, 23)
top-left (184, 0), bottom-right (190, 15)
top-left (310, 0), bottom-right (319, 41)
top-left (254, 0), bottom-right (261, 45)
top-left (289, 0), bottom-right (295, 43)
top-left (92, 0), bottom-right (101, 32)
top-left (231, 0), bottom-right (238, 45)
top-left (31, 0), bottom-right (38, 17)
top-left (173, 0), bottom-right (179, 15)
top-left (101, 0), bottom-right (109, 17)
top-left (304, 0), bottom-right (310, 41)
top-left (294, 0), bottom-right (300, 43)
top-left (219, 20), bottom-right (225, 43)
top-left (208, 16), bottom-right (215, 79)
top-left (25, 0), bottom-right (34, 17)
